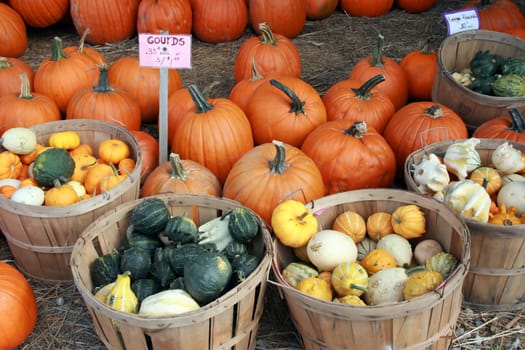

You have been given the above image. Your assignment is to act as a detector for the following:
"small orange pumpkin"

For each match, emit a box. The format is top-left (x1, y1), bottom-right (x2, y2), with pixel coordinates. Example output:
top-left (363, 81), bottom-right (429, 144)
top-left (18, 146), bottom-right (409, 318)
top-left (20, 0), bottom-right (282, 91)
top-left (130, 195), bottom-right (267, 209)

top-left (366, 211), bottom-right (394, 241)
top-left (98, 139), bottom-right (130, 165)
top-left (360, 248), bottom-right (397, 275)
top-left (332, 211), bottom-right (367, 243)
top-left (469, 166), bottom-right (502, 196)
top-left (0, 151), bottom-right (22, 180)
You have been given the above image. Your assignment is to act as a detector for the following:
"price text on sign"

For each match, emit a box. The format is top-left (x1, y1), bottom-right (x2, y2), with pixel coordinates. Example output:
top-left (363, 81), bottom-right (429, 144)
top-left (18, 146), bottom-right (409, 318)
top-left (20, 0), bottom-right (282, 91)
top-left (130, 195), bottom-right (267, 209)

top-left (138, 34), bottom-right (192, 69)
top-left (442, 9), bottom-right (479, 35)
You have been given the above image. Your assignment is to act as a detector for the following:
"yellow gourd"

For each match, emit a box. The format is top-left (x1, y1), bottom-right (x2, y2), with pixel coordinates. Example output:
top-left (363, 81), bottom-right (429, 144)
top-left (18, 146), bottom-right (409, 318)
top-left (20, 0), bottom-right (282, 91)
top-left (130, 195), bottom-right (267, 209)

top-left (105, 271), bottom-right (139, 313)
top-left (295, 276), bottom-right (332, 301)
top-left (271, 199), bottom-right (318, 248)
top-left (403, 270), bottom-right (444, 300)
top-left (331, 261), bottom-right (368, 297)
top-left (94, 282), bottom-right (115, 303)
top-left (336, 294), bottom-right (367, 306)
top-left (48, 131), bottom-right (81, 150)
top-left (391, 204), bottom-right (426, 239)
top-left (332, 211), bottom-right (366, 243)
top-left (488, 204), bottom-right (522, 226)
top-left (44, 182), bottom-right (80, 206)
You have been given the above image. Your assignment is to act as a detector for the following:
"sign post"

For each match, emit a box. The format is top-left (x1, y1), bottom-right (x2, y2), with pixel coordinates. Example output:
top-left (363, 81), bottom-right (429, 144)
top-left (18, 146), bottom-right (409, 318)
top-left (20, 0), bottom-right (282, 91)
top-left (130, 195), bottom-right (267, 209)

top-left (138, 33), bottom-right (192, 164)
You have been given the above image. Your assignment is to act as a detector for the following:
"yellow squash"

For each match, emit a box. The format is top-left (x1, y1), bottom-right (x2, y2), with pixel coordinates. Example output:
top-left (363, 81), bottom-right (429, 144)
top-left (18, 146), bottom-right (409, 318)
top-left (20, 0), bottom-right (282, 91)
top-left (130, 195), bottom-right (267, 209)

top-left (391, 204), bottom-right (426, 239)
top-left (331, 261), bottom-right (368, 297)
top-left (271, 199), bottom-right (318, 248)
top-left (105, 271), bottom-right (139, 313)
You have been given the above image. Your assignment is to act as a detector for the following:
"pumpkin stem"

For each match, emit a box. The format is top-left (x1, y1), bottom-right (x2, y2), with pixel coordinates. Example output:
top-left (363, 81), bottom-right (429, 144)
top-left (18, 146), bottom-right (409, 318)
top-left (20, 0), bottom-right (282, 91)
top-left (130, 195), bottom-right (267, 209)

top-left (269, 79), bottom-right (306, 115)
top-left (258, 22), bottom-right (277, 45)
top-left (369, 34), bottom-right (385, 68)
top-left (17, 72), bottom-right (35, 100)
top-left (351, 74), bottom-right (385, 100)
top-left (93, 65), bottom-right (114, 93)
top-left (343, 121), bottom-right (368, 138)
top-left (423, 105), bottom-right (444, 119)
top-left (168, 153), bottom-right (188, 181)
top-left (249, 58), bottom-right (265, 81)
top-left (269, 140), bottom-right (290, 174)
top-left (50, 36), bottom-right (68, 61)
top-left (188, 84), bottom-right (214, 113)
top-left (507, 108), bottom-right (525, 133)
top-left (0, 57), bottom-right (12, 69)
top-left (77, 28), bottom-right (91, 54)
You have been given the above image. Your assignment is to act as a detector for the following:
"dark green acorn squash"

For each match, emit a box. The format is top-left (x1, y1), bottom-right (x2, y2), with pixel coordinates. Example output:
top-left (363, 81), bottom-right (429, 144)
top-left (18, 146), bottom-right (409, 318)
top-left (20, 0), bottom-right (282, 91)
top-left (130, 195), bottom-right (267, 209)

top-left (131, 278), bottom-right (161, 302)
top-left (502, 56), bottom-right (525, 76)
top-left (150, 248), bottom-right (176, 288)
top-left (169, 276), bottom-right (186, 290)
top-left (32, 148), bottom-right (75, 187)
top-left (120, 247), bottom-right (152, 280)
top-left (223, 241), bottom-right (248, 261)
top-left (165, 243), bottom-right (209, 276)
top-left (469, 50), bottom-right (504, 78)
top-left (493, 74), bottom-right (525, 97)
top-left (90, 252), bottom-right (121, 289)
top-left (122, 224), bottom-right (163, 251)
top-left (162, 215), bottom-right (198, 245)
top-left (131, 197), bottom-right (171, 235)
top-left (231, 254), bottom-right (260, 284)
top-left (227, 208), bottom-right (259, 244)
top-left (469, 75), bottom-right (497, 95)
top-left (184, 252), bottom-right (232, 305)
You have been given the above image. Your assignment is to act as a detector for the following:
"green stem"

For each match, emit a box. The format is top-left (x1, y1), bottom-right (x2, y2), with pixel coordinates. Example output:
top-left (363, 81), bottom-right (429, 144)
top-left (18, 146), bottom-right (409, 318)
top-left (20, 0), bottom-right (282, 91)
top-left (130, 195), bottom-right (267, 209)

top-left (50, 36), bottom-right (68, 61)
top-left (370, 34), bottom-right (385, 68)
top-left (343, 121), bottom-right (368, 138)
top-left (268, 140), bottom-right (290, 174)
top-left (350, 284), bottom-right (368, 293)
top-left (351, 74), bottom-right (385, 101)
top-left (188, 84), bottom-right (213, 113)
top-left (258, 22), bottom-right (277, 45)
top-left (269, 79), bottom-right (305, 115)
top-left (507, 108), bottom-right (525, 133)
top-left (17, 72), bottom-right (34, 100)
top-left (0, 57), bottom-right (12, 69)
top-left (93, 65), bottom-right (114, 93)
top-left (168, 153), bottom-right (188, 180)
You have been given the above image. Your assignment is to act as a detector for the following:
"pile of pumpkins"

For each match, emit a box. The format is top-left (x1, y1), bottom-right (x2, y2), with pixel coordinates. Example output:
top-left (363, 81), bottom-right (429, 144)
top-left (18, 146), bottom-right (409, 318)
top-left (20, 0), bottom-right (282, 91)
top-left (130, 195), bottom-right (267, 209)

top-left (272, 199), bottom-right (458, 305)
top-left (0, 126), bottom-right (135, 206)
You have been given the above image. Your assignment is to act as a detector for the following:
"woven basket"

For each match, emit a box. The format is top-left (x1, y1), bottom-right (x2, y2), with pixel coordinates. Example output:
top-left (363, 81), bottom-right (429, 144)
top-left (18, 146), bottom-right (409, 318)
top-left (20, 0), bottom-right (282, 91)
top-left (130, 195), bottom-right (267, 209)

top-left (0, 119), bottom-right (142, 282)
top-left (272, 188), bottom-right (470, 350)
top-left (432, 29), bottom-right (525, 132)
top-left (70, 193), bottom-right (273, 350)
top-left (404, 138), bottom-right (525, 311)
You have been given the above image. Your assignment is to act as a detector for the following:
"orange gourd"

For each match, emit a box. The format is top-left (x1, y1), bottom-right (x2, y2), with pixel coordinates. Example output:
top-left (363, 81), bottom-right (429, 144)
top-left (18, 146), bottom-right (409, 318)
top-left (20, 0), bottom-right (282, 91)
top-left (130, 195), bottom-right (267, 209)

top-left (0, 151), bottom-right (22, 180)
top-left (469, 166), bottom-right (503, 196)
top-left (360, 248), bottom-right (397, 275)
top-left (366, 212), bottom-right (394, 241)
top-left (98, 139), bottom-right (130, 165)
top-left (333, 211), bottom-right (367, 243)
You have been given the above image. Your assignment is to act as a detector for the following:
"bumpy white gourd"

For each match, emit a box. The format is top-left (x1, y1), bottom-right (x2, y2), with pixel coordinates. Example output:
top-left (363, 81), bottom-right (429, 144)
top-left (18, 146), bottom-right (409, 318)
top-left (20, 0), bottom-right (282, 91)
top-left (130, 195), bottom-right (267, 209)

top-left (411, 153), bottom-right (450, 194)
top-left (491, 142), bottom-right (524, 175)
top-left (497, 181), bottom-right (525, 215)
top-left (0, 127), bottom-right (37, 155)
top-left (364, 267), bottom-right (409, 306)
top-left (443, 138), bottom-right (481, 180)
top-left (442, 179), bottom-right (491, 223)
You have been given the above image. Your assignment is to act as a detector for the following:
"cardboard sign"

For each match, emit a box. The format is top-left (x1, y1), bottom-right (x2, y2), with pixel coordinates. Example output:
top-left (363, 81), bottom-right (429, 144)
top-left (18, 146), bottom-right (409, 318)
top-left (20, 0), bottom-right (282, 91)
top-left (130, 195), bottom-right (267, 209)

top-left (138, 34), bottom-right (192, 69)
top-left (442, 8), bottom-right (480, 35)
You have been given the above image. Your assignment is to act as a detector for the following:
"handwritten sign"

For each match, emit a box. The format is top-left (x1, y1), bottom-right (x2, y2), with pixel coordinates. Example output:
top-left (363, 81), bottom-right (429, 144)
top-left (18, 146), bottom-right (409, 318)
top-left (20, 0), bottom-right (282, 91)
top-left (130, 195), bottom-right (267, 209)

top-left (138, 34), bottom-right (192, 69)
top-left (442, 8), bottom-right (480, 35)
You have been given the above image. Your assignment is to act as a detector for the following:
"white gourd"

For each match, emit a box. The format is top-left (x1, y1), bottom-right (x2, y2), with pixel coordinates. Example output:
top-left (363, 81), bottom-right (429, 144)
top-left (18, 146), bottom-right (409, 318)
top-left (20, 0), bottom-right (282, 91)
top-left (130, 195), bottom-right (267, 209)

top-left (442, 179), bottom-right (491, 223)
top-left (497, 181), bottom-right (525, 215)
top-left (139, 289), bottom-right (200, 317)
top-left (307, 229), bottom-right (357, 272)
top-left (443, 138), bottom-right (481, 180)
top-left (491, 142), bottom-right (523, 175)
top-left (376, 234), bottom-right (413, 267)
top-left (411, 153), bottom-right (450, 194)
top-left (364, 267), bottom-right (409, 306)
top-left (10, 186), bottom-right (45, 206)
top-left (0, 127), bottom-right (38, 155)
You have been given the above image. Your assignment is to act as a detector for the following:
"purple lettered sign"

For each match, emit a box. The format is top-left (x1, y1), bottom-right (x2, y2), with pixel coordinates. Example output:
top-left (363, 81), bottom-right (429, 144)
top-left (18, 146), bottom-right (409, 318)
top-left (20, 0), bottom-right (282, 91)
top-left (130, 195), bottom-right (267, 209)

top-left (138, 34), bottom-right (192, 69)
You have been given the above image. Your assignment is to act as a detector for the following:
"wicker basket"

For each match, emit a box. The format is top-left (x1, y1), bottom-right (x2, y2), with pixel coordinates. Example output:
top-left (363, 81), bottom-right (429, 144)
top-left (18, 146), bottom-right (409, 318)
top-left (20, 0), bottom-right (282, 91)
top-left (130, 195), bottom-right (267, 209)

top-left (70, 193), bottom-right (273, 350)
top-left (272, 189), bottom-right (470, 350)
top-left (404, 138), bottom-right (525, 311)
top-left (432, 29), bottom-right (525, 132)
top-left (0, 119), bottom-right (142, 282)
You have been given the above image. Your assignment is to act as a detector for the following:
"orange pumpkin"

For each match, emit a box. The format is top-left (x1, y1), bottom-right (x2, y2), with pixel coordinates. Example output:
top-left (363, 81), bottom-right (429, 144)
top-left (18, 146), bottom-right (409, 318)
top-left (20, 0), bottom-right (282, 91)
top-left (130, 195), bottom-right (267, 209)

top-left (62, 29), bottom-right (108, 66)
top-left (395, 0), bottom-right (436, 12)
top-left (0, 262), bottom-right (37, 349)
top-left (0, 151), bottom-right (22, 180)
top-left (366, 212), bottom-right (394, 241)
top-left (9, 0), bottom-right (68, 28)
top-left (473, 108), bottom-right (525, 144)
top-left (130, 130), bottom-right (159, 183)
top-left (191, 0), bottom-right (248, 43)
top-left (340, 0), bottom-right (393, 17)
top-left (249, 0), bottom-right (306, 39)
top-left (0, 57), bottom-right (34, 98)
top-left (400, 40), bottom-right (437, 101)
top-left (223, 140), bottom-right (325, 225)
top-left (0, 3), bottom-right (27, 58)
top-left (306, 0), bottom-right (339, 20)
top-left (166, 87), bottom-right (195, 146)
top-left (460, 0), bottom-right (525, 33)
top-left (137, 0), bottom-right (192, 35)
top-left (229, 59), bottom-right (271, 113)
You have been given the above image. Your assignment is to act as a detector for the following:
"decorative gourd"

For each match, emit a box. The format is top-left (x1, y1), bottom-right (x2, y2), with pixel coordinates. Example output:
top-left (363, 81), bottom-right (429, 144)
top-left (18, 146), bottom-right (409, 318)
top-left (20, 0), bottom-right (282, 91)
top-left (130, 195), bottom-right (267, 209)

top-left (413, 239), bottom-right (443, 265)
top-left (469, 166), bottom-right (502, 196)
top-left (307, 229), bottom-right (358, 272)
top-left (163, 215), bottom-right (198, 245)
top-left (271, 199), bottom-right (318, 248)
top-left (360, 248), bottom-right (397, 275)
top-left (469, 50), bottom-right (504, 78)
top-left (131, 278), bottom-right (161, 303)
top-left (366, 212), bottom-right (393, 241)
top-left (131, 197), bottom-right (171, 235)
top-left (497, 181), bottom-right (525, 215)
top-left (123, 226), bottom-right (162, 252)
top-left (491, 141), bottom-right (523, 175)
top-left (403, 270), bottom-right (444, 300)
top-left (184, 252), bottom-right (233, 305)
top-left (139, 289), bottom-right (200, 316)
top-left (32, 148), bottom-right (75, 188)
top-left (150, 248), bottom-right (176, 288)
top-left (443, 138), bottom-right (482, 180)
top-left (0, 261), bottom-right (37, 350)
top-left (376, 234), bottom-right (413, 267)
top-left (165, 243), bottom-right (209, 276)
top-left (488, 203), bottom-right (522, 225)
top-left (105, 271), bottom-right (139, 313)
top-left (390, 204), bottom-right (426, 239)
top-left (410, 153), bottom-right (450, 194)
top-left (119, 247), bottom-right (152, 280)
top-left (94, 282), bottom-right (115, 303)
top-left (281, 262), bottom-right (319, 287)
top-left (502, 56), bottom-right (525, 76)
top-left (83, 163), bottom-right (114, 195)
top-left (295, 276), bottom-right (332, 301)
top-left (1, 127), bottom-right (37, 155)
top-left (230, 253), bottom-right (260, 283)
top-left (364, 267), bottom-right (409, 305)
top-left (331, 261), bottom-right (368, 297)
top-left (228, 207), bottom-right (260, 244)
top-left (222, 241), bottom-right (248, 261)
top-left (98, 139), bottom-right (130, 165)
top-left (332, 211), bottom-right (367, 243)
top-left (425, 252), bottom-right (458, 279)
top-left (442, 179), bottom-right (492, 222)
top-left (197, 214), bottom-right (234, 252)
top-left (336, 294), bottom-right (367, 306)
top-left (90, 252), bottom-right (121, 289)
top-left (493, 74), bottom-right (525, 97)
top-left (0, 151), bottom-right (22, 180)
top-left (356, 237), bottom-right (377, 261)
top-left (10, 185), bottom-right (45, 206)
top-left (48, 131), bottom-right (81, 150)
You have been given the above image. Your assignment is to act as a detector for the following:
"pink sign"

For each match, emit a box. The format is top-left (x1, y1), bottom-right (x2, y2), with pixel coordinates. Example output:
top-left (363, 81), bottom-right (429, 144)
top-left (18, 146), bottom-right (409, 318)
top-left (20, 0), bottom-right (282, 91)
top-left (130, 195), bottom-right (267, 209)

top-left (138, 34), bottom-right (192, 69)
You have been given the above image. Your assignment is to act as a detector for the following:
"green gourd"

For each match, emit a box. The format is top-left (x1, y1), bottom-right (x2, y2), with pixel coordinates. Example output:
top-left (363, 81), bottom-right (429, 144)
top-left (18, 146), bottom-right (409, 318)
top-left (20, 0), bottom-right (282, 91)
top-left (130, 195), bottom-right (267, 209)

top-left (120, 247), bottom-right (152, 280)
top-left (469, 75), bottom-right (496, 96)
top-left (90, 252), bottom-right (121, 289)
top-left (425, 252), bottom-right (458, 279)
top-left (165, 243), bottom-right (209, 276)
top-left (163, 215), bottom-right (198, 245)
top-left (227, 207), bottom-right (260, 244)
top-left (131, 197), bottom-right (171, 235)
top-left (493, 74), bottom-right (525, 97)
top-left (502, 56), bottom-right (525, 76)
top-left (469, 50), bottom-right (504, 78)
top-left (150, 248), bottom-right (176, 288)
top-left (32, 148), bottom-right (75, 187)
top-left (122, 224), bottom-right (163, 251)
top-left (230, 253), bottom-right (260, 284)
top-left (281, 262), bottom-right (319, 287)
top-left (222, 241), bottom-right (248, 261)
top-left (131, 278), bottom-right (161, 302)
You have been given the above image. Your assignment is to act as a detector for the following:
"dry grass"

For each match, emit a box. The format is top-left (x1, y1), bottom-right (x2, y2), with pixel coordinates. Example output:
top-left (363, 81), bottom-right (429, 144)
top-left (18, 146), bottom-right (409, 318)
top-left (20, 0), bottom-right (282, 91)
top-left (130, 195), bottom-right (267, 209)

top-left (2, 0), bottom-right (525, 348)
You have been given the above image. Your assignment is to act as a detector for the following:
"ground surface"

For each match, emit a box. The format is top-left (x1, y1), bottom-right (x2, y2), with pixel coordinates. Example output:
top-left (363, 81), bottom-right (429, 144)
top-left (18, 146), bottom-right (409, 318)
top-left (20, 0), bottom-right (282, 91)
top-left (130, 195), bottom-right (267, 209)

top-left (1, 0), bottom-right (525, 349)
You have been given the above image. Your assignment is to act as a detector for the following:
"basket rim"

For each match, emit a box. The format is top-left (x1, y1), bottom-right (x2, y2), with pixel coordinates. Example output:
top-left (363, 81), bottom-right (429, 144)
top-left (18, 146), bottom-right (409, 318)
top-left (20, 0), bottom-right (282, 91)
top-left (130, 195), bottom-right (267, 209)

top-left (70, 193), bottom-right (274, 327)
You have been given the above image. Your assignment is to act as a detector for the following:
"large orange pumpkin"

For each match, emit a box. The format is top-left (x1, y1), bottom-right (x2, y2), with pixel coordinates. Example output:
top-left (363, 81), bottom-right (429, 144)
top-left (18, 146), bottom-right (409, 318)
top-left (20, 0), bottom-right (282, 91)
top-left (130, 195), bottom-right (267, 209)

top-left (191, 0), bottom-right (248, 43)
top-left (229, 59), bottom-right (271, 113)
top-left (66, 65), bottom-right (142, 131)
top-left (0, 56), bottom-right (34, 98)
top-left (306, 0), bottom-right (339, 20)
top-left (0, 72), bottom-right (61, 135)
top-left (0, 261), bottom-right (38, 350)
top-left (383, 101), bottom-right (468, 178)
top-left (170, 84), bottom-right (254, 184)
top-left (130, 130), bottom-right (159, 183)
top-left (395, 0), bottom-right (436, 13)
top-left (0, 2), bottom-right (27, 57)
top-left (141, 152), bottom-right (222, 197)
top-left (167, 87), bottom-right (195, 146)
top-left (301, 120), bottom-right (396, 194)
top-left (249, 0), bottom-right (306, 38)
top-left (473, 108), bottom-right (525, 143)
top-left (322, 74), bottom-right (395, 134)
top-left (399, 40), bottom-right (437, 101)
top-left (9, 0), bottom-right (69, 28)
top-left (234, 23), bottom-right (301, 82)
top-left (461, 0), bottom-right (525, 33)
top-left (137, 0), bottom-right (192, 35)
top-left (69, 0), bottom-right (139, 45)
top-left (223, 140), bottom-right (325, 225)
top-left (349, 34), bottom-right (409, 111)
top-left (340, 0), bottom-right (393, 17)
top-left (108, 55), bottom-right (183, 123)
